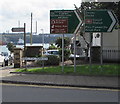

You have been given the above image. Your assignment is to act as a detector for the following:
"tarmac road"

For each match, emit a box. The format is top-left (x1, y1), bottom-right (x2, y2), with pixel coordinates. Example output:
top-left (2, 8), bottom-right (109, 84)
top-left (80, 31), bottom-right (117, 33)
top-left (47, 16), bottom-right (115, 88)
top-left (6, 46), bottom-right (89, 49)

top-left (1, 83), bottom-right (119, 102)
top-left (0, 65), bottom-right (14, 70)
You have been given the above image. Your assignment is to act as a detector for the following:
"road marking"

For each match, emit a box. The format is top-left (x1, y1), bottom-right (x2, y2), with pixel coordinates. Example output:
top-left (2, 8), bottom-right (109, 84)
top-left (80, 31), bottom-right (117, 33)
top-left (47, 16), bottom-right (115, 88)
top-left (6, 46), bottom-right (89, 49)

top-left (1, 83), bottom-right (120, 92)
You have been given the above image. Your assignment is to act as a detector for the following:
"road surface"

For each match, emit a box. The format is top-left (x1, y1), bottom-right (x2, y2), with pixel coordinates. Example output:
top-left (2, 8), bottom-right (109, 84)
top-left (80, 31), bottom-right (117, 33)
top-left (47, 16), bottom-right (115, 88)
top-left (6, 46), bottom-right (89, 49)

top-left (1, 83), bottom-right (119, 102)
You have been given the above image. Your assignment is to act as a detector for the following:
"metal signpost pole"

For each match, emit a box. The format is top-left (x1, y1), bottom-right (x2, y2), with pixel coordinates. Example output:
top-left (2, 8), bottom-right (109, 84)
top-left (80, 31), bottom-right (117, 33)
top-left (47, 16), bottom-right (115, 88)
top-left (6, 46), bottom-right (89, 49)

top-left (30, 13), bottom-right (33, 45)
top-left (62, 34), bottom-right (64, 72)
top-left (24, 23), bottom-right (27, 69)
top-left (89, 33), bottom-right (92, 72)
top-left (100, 33), bottom-right (103, 65)
top-left (24, 23), bottom-right (26, 48)
top-left (100, 33), bottom-right (103, 71)
top-left (74, 33), bottom-right (76, 72)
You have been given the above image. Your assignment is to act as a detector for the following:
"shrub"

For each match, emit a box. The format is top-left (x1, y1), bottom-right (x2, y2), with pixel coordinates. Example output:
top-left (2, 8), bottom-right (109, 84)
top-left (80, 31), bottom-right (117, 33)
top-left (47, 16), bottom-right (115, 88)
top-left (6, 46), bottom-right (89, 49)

top-left (48, 44), bottom-right (57, 50)
top-left (36, 55), bottom-right (60, 66)
top-left (59, 49), bottom-right (71, 61)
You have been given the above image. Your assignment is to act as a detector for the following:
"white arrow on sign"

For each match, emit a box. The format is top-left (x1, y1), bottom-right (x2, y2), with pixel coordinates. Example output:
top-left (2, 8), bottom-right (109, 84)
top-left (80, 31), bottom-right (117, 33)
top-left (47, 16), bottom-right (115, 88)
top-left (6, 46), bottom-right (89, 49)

top-left (74, 10), bottom-right (83, 34)
top-left (107, 11), bottom-right (118, 32)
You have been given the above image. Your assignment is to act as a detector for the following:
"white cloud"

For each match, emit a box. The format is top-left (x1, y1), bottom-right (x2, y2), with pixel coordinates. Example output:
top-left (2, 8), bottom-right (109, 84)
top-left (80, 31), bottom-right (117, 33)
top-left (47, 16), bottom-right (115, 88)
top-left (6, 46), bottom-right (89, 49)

top-left (0, 0), bottom-right (81, 33)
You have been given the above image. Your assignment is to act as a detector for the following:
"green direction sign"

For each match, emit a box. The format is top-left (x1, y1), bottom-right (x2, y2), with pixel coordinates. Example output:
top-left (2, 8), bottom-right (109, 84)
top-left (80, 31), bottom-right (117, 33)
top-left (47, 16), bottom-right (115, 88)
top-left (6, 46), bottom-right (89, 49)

top-left (50, 10), bottom-right (82, 34)
top-left (85, 10), bottom-right (117, 32)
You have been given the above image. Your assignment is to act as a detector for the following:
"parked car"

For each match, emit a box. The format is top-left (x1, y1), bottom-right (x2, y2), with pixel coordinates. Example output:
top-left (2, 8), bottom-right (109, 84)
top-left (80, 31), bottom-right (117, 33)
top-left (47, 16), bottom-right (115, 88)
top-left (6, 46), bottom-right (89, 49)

top-left (0, 53), bottom-right (5, 67)
top-left (1, 52), bottom-right (13, 66)
top-left (43, 50), bottom-right (59, 56)
top-left (69, 49), bottom-right (86, 59)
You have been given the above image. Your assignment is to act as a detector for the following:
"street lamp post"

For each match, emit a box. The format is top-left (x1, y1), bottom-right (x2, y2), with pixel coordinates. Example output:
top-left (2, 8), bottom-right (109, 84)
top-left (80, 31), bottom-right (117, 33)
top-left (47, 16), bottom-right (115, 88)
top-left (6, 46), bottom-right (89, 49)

top-left (41, 29), bottom-right (44, 50)
top-left (41, 29), bottom-right (44, 70)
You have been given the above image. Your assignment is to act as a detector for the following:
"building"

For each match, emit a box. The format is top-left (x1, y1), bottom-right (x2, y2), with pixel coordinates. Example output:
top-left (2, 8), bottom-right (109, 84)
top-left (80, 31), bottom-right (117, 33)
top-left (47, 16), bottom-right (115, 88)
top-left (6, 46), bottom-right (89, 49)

top-left (102, 29), bottom-right (119, 62)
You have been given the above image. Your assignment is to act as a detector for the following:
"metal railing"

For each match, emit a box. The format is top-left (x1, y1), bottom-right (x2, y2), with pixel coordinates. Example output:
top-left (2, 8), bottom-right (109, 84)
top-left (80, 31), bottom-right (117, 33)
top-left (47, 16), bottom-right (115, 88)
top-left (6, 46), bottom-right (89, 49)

top-left (102, 50), bottom-right (120, 62)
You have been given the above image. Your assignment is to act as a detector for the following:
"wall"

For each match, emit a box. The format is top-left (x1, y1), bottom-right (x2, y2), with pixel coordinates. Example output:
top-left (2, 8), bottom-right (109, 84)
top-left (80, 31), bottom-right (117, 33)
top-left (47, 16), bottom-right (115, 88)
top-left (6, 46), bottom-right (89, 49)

top-left (102, 29), bottom-right (119, 62)
top-left (103, 29), bottom-right (119, 50)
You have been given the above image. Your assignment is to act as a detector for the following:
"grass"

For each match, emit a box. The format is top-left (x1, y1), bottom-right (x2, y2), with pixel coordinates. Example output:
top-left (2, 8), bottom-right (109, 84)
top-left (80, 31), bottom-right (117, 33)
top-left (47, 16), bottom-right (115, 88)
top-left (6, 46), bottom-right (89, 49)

top-left (15, 64), bottom-right (120, 76)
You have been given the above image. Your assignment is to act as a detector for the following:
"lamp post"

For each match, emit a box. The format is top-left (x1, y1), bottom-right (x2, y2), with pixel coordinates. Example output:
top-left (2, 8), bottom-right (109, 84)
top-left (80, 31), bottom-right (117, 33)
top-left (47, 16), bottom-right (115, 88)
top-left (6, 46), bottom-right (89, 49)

top-left (41, 29), bottom-right (44, 69)
top-left (41, 29), bottom-right (44, 50)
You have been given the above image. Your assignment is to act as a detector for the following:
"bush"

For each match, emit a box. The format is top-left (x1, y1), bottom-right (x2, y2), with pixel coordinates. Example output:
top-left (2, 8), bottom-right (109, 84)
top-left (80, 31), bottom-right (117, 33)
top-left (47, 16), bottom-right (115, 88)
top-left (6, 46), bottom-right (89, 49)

top-left (36, 55), bottom-right (60, 66)
top-left (48, 44), bottom-right (57, 50)
top-left (59, 49), bottom-right (71, 61)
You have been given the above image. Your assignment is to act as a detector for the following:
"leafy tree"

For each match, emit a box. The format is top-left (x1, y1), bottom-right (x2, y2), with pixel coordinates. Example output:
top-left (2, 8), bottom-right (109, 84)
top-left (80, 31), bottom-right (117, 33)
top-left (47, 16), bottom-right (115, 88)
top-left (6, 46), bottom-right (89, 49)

top-left (6, 42), bottom-right (16, 54)
top-left (55, 37), bottom-right (71, 48)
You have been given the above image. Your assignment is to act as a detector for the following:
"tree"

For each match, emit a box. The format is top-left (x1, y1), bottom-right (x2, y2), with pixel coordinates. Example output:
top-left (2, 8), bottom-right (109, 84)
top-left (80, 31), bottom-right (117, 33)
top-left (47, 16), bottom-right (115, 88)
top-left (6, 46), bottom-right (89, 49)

top-left (55, 37), bottom-right (71, 48)
top-left (6, 42), bottom-right (16, 54)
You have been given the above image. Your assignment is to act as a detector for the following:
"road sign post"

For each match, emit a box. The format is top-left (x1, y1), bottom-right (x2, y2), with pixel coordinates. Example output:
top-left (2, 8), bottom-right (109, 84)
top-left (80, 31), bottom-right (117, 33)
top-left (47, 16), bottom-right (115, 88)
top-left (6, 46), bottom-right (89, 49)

top-left (12, 24), bottom-right (27, 69)
top-left (11, 25), bottom-right (26, 48)
top-left (50, 10), bottom-right (82, 72)
top-left (84, 10), bottom-right (117, 69)
top-left (62, 34), bottom-right (64, 72)
top-left (74, 33), bottom-right (76, 72)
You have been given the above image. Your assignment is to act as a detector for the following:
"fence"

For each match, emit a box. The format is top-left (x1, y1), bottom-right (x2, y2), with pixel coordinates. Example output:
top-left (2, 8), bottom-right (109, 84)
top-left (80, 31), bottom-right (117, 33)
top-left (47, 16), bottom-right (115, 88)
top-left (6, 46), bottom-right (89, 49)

top-left (102, 50), bottom-right (120, 62)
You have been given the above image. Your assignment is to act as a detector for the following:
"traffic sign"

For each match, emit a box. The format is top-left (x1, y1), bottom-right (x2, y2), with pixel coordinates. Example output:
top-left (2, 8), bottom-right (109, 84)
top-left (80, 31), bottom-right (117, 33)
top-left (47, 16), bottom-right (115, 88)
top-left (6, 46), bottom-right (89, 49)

top-left (50, 10), bottom-right (82, 34)
top-left (12, 28), bottom-right (24, 32)
top-left (85, 10), bottom-right (117, 32)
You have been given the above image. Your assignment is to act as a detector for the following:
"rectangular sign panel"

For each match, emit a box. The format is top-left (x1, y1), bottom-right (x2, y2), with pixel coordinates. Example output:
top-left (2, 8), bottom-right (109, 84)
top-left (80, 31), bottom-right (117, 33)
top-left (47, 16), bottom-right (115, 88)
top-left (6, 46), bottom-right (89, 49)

top-left (85, 10), bottom-right (117, 32)
top-left (51, 19), bottom-right (68, 34)
top-left (50, 10), bottom-right (82, 34)
top-left (12, 28), bottom-right (24, 32)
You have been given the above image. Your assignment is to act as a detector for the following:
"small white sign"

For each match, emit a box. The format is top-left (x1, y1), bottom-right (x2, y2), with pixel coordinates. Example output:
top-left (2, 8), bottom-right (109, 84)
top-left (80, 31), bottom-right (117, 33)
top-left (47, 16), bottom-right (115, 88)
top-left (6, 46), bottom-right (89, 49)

top-left (22, 57), bottom-right (48, 61)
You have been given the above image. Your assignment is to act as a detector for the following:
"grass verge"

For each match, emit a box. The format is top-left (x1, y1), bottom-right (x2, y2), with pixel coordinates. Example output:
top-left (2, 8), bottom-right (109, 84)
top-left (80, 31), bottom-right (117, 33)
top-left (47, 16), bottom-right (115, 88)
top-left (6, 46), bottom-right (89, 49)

top-left (15, 64), bottom-right (120, 76)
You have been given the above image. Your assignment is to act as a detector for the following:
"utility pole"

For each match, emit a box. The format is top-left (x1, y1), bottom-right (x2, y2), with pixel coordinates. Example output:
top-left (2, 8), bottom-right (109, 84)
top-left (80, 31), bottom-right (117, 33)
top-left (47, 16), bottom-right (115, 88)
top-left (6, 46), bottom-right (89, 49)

top-left (18, 21), bottom-right (20, 27)
top-left (24, 23), bottom-right (26, 48)
top-left (41, 29), bottom-right (44, 70)
top-left (36, 21), bottom-right (37, 34)
top-left (30, 13), bottom-right (33, 45)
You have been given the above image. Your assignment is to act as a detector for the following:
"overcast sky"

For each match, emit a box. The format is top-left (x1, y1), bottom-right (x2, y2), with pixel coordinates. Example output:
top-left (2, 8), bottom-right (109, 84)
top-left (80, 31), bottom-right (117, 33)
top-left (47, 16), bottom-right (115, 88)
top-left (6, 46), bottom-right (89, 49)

top-left (0, 0), bottom-right (82, 34)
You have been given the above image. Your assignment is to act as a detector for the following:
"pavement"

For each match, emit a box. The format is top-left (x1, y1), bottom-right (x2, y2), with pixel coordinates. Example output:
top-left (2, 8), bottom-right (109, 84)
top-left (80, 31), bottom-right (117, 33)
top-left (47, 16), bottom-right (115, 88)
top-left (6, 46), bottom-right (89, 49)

top-left (0, 67), bottom-right (119, 89)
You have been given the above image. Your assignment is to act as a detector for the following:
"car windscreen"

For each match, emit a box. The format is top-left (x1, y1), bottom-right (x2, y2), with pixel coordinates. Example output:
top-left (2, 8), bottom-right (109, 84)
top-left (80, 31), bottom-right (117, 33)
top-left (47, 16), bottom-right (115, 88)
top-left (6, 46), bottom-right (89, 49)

top-left (1, 52), bottom-right (8, 56)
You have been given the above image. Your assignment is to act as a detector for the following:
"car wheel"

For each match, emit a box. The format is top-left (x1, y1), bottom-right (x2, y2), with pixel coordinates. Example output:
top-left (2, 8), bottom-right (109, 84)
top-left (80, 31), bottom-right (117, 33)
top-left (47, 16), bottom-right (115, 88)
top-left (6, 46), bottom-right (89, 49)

top-left (10, 62), bottom-right (13, 65)
top-left (5, 60), bottom-right (8, 66)
top-left (2, 62), bottom-right (5, 67)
